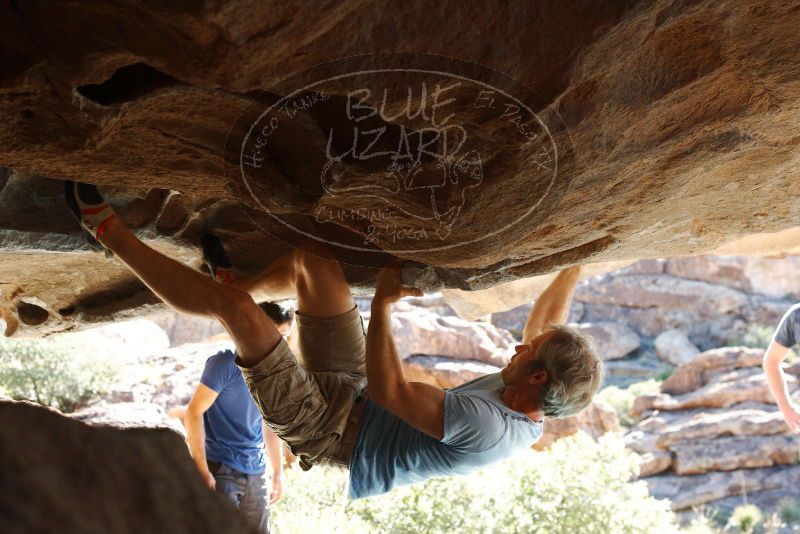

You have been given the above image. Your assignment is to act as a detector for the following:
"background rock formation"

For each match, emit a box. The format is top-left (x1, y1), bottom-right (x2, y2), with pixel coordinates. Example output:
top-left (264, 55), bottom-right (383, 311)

top-left (2, 0), bottom-right (800, 335)
top-left (626, 347), bottom-right (800, 513)
top-left (0, 399), bottom-right (253, 533)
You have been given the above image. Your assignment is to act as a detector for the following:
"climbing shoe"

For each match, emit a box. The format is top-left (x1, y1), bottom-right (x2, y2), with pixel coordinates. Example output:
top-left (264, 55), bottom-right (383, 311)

top-left (64, 180), bottom-right (117, 252)
top-left (202, 233), bottom-right (236, 284)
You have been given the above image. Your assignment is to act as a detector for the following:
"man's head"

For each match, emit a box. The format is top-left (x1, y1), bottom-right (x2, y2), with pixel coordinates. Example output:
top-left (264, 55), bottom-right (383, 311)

top-left (501, 325), bottom-right (604, 419)
top-left (258, 301), bottom-right (294, 336)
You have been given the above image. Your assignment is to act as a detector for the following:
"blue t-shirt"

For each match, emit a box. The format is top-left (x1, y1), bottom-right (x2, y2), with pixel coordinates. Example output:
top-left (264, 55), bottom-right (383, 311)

top-left (200, 350), bottom-right (266, 475)
top-left (774, 304), bottom-right (800, 348)
top-left (348, 373), bottom-right (543, 499)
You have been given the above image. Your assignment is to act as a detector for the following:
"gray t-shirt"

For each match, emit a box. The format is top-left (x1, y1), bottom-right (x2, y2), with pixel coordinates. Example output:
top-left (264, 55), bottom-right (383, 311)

top-left (774, 304), bottom-right (800, 348)
top-left (348, 373), bottom-right (543, 499)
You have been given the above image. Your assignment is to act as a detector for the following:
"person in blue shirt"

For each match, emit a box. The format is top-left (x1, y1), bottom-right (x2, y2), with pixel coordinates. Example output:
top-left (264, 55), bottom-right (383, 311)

top-left (66, 181), bottom-right (605, 501)
top-left (183, 302), bottom-right (291, 533)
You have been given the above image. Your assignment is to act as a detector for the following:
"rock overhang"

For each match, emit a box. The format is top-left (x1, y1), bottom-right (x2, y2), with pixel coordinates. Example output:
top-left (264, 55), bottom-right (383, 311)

top-left (1, 0), bottom-right (799, 335)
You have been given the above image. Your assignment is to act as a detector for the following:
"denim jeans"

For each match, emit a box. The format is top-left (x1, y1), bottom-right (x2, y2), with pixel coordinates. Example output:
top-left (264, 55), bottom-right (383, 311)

top-left (208, 461), bottom-right (270, 534)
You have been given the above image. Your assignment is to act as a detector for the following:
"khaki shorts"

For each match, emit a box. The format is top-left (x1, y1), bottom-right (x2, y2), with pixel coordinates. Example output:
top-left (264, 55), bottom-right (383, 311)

top-left (237, 305), bottom-right (367, 470)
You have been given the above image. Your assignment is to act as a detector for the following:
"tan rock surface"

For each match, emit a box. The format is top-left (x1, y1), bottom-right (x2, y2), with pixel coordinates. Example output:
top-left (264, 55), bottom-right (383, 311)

top-left (660, 347), bottom-right (764, 395)
top-left (646, 465), bottom-right (800, 511)
top-left (575, 322), bottom-right (641, 361)
top-left (402, 355), bottom-right (501, 388)
top-left (654, 329), bottom-right (700, 366)
top-left (632, 372), bottom-right (794, 416)
top-left (387, 306), bottom-right (515, 366)
top-left (0, 399), bottom-right (251, 532)
top-left (533, 398), bottom-right (621, 451)
top-left (2, 0), bottom-right (800, 333)
top-left (641, 406), bottom-right (790, 450)
top-left (625, 343), bottom-right (800, 513)
top-left (637, 451), bottom-right (673, 478)
top-left (671, 434), bottom-right (800, 475)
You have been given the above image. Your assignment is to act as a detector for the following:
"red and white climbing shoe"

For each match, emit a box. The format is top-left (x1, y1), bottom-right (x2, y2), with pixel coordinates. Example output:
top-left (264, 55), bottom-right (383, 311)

top-left (64, 180), bottom-right (118, 251)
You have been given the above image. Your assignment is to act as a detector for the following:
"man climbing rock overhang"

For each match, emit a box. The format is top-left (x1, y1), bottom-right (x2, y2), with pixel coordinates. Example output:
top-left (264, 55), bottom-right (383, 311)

top-left (65, 180), bottom-right (604, 499)
top-left (764, 303), bottom-right (800, 433)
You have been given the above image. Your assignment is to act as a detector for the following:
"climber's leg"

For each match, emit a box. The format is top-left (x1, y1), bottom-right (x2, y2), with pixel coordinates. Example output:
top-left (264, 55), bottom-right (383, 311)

top-left (232, 240), bottom-right (356, 320)
top-left (98, 218), bottom-right (281, 365)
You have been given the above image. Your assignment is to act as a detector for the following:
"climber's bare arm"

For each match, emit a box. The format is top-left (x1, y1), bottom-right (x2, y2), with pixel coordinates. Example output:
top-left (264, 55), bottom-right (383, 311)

top-left (763, 340), bottom-right (800, 432)
top-left (522, 266), bottom-right (582, 344)
top-left (367, 265), bottom-right (445, 440)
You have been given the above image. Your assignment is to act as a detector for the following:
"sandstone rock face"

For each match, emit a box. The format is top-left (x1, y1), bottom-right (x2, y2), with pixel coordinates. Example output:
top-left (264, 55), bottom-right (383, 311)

top-left (383, 301), bottom-right (516, 367)
top-left (2, 0), bottom-right (800, 335)
top-left (646, 465), bottom-right (800, 512)
top-left (402, 355), bottom-right (501, 388)
top-left (574, 322), bottom-right (641, 361)
top-left (638, 451), bottom-right (673, 478)
top-left (625, 346), bottom-right (800, 512)
top-left (670, 434), bottom-right (800, 475)
top-left (660, 347), bottom-right (764, 395)
top-left (0, 400), bottom-right (251, 533)
top-left (532, 398), bottom-right (621, 451)
top-left (654, 329), bottom-right (700, 365)
top-left (574, 265), bottom-right (797, 350)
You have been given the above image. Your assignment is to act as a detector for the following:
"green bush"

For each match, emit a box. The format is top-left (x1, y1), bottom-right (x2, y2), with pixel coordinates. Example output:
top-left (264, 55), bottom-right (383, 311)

top-left (598, 379), bottom-right (662, 427)
top-left (493, 433), bottom-right (677, 534)
top-left (0, 337), bottom-right (119, 412)
top-left (271, 432), bottom-right (678, 534)
top-left (779, 499), bottom-right (800, 524)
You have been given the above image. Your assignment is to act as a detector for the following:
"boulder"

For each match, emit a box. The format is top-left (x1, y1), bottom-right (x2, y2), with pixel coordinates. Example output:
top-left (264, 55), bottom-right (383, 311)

top-left (671, 434), bottom-right (800, 475)
top-left (101, 340), bottom-right (234, 409)
top-left (3, 0), bottom-right (800, 337)
top-left (573, 322), bottom-right (641, 360)
top-left (638, 406), bottom-right (790, 449)
top-left (741, 256), bottom-right (800, 300)
top-left (632, 372), bottom-right (793, 416)
top-left (575, 275), bottom-right (751, 316)
top-left (149, 312), bottom-right (227, 347)
top-left (402, 356), bottom-right (501, 389)
top-left (637, 451), bottom-right (673, 478)
top-left (387, 307), bottom-right (515, 367)
top-left (654, 329), bottom-right (700, 365)
top-left (661, 347), bottom-right (764, 395)
top-left (0, 400), bottom-right (250, 532)
top-left (646, 465), bottom-right (800, 511)
top-left (443, 262), bottom-right (626, 321)
top-left (664, 256), bottom-right (751, 292)
top-left (53, 319), bottom-right (171, 362)
top-left (615, 259), bottom-right (667, 276)
top-left (491, 301), bottom-right (586, 338)
top-left (533, 398), bottom-right (620, 451)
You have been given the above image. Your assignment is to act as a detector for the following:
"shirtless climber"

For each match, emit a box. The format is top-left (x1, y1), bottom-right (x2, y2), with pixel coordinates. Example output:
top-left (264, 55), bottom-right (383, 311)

top-left (65, 181), bottom-right (604, 499)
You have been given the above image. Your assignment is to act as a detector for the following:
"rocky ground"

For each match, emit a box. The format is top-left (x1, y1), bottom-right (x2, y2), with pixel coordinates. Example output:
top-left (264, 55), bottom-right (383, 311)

top-left (627, 346), bottom-right (800, 519)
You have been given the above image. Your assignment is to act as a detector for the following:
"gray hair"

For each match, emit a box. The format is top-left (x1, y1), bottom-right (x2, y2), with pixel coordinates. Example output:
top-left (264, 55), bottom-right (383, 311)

top-left (526, 324), bottom-right (604, 419)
